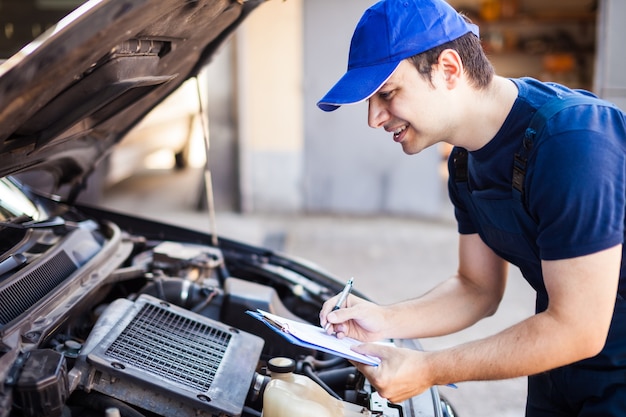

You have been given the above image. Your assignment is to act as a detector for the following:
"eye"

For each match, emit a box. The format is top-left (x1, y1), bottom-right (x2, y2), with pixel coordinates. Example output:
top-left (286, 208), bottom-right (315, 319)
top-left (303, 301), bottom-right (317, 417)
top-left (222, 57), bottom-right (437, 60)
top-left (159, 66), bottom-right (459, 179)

top-left (377, 90), bottom-right (393, 101)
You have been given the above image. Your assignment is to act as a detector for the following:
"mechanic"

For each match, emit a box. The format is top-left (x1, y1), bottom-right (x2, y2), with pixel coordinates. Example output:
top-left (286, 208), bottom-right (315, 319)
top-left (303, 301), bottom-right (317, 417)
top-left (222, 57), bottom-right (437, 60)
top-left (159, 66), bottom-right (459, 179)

top-left (317, 0), bottom-right (626, 415)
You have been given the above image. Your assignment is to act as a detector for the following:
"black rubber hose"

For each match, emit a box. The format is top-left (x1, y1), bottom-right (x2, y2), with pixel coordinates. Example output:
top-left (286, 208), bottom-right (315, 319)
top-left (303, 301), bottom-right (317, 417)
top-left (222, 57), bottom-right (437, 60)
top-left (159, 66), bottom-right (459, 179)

top-left (316, 367), bottom-right (357, 388)
top-left (307, 356), bottom-right (345, 369)
top-left (243, 405), bottom-right (262, 417)
top-left (301, 362), bottom-right (342, 400)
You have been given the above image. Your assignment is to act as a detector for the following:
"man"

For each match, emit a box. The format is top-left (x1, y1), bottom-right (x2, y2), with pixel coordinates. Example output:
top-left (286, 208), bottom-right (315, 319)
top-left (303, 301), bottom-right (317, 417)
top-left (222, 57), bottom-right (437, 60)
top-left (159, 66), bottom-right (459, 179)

top-left (317, 0), bottom-right (626, 415)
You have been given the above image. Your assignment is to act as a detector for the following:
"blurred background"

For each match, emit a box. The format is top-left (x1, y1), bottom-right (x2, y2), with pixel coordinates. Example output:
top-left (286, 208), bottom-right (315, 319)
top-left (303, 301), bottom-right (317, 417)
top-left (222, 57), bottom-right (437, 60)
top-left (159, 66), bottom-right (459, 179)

top-left (2, 0), bottom-right (623, 219)
top-left (1, 1), bottom-right (625, 416)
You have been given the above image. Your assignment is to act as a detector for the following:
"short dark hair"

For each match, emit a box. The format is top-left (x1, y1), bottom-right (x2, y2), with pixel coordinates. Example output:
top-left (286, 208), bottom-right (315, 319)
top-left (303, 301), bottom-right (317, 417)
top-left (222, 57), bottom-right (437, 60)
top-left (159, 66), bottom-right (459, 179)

top-left (408, 32), bottom-right (494, 89)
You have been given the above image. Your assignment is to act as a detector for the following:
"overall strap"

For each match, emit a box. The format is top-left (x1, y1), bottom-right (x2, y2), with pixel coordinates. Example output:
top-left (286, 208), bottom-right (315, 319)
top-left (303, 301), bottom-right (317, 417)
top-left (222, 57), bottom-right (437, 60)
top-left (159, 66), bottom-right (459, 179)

top-left (452, 147), bottom-right (468, 183)
top-left (512, 95), bottom-right (615, 202)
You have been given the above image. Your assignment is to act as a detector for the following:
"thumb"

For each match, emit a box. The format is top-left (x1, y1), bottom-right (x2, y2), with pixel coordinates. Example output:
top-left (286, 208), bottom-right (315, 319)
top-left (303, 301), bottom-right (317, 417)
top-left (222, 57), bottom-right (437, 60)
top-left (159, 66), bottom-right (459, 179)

top-left (351, 342), bottom-right (391, 359)
top-left (327, 304), bottom-right (363, 324)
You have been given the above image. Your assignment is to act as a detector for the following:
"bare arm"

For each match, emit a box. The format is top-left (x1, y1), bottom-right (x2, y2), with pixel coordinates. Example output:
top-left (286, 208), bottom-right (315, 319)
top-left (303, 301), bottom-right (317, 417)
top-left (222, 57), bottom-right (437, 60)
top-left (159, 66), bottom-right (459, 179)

top-left (386, 233), bottom-right (509, 338)
top-left (321, 233), bottom-right (509, 340)
top-left (353, 244), bottom-right (621, 403)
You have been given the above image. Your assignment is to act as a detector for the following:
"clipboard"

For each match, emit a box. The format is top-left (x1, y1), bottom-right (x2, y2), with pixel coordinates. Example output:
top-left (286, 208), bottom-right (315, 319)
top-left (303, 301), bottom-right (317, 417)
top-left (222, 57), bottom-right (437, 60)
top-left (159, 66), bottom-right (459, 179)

top-left (246, 309), bottom-right (380, 366)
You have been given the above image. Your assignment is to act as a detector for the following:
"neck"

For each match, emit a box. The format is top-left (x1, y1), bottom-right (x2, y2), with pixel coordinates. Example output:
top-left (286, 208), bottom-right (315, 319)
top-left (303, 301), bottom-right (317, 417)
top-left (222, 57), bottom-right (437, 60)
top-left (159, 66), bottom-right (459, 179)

top-left (454, 76), bottom-right (518, 151)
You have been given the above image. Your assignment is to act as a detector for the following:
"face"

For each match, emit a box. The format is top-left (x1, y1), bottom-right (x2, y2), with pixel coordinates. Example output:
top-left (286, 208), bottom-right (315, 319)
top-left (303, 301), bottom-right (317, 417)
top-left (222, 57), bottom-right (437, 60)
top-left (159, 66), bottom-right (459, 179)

top-left (367, 59), bottom-right (454, 155)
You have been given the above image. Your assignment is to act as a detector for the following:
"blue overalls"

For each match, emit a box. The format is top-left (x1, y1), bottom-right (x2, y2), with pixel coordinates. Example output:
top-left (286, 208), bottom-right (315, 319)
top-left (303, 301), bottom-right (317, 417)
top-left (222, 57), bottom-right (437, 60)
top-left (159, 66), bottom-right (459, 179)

top-left (451, 96), bottom-right (626, 416)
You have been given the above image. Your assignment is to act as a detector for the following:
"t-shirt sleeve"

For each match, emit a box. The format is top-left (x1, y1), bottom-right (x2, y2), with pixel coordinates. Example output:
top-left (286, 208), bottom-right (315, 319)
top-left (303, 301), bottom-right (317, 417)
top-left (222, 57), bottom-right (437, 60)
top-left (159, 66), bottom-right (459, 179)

top-left (526, 105), bottom-right (626, 260)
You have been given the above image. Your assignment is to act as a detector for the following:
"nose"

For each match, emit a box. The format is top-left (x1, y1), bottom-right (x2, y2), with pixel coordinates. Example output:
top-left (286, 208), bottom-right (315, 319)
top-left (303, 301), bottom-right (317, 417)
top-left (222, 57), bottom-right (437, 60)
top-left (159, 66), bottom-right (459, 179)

top-left (368, 97), bottom-right (389, 129)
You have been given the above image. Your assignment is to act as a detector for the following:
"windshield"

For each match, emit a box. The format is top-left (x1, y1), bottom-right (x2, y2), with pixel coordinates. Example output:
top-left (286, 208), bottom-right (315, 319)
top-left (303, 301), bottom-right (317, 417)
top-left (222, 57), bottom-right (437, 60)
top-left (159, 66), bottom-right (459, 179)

top-left (0, 178), bottom-right (40, 222)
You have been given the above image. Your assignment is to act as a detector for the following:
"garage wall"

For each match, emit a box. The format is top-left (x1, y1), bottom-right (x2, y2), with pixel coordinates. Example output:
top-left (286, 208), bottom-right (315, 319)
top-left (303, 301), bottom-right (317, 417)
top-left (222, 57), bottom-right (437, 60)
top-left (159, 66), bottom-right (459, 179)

top-left (594, 0), bottom-right (626, 110)
top-left (235, 0), bottom-right (304, 213)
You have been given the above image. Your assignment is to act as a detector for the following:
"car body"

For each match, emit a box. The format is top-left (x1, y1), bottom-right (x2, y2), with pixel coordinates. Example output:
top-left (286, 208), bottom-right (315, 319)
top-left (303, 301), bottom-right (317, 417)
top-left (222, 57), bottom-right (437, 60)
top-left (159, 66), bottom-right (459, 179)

top-left (1, 0), bottom-right (201, 200)
top-left (0, 1), bottom-right (456, 416)
top-left (99, 77), bottom-right (199, 188)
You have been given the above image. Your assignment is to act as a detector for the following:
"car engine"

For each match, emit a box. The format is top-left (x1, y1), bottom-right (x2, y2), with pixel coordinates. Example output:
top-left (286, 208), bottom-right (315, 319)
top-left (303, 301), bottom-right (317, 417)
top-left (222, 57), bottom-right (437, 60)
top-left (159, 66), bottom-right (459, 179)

top-left (0, 195), bottom-right (452, 417)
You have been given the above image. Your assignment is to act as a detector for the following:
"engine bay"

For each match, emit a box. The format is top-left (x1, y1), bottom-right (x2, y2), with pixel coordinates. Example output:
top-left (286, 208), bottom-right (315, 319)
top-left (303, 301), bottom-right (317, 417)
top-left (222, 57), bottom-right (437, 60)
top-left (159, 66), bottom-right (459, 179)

top-left (0, 198), bottom-right (446, 417)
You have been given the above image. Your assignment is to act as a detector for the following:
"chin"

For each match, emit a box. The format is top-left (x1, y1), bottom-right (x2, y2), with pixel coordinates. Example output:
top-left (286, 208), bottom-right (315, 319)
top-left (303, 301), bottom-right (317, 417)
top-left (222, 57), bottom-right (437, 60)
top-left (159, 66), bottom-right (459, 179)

top-left (401, 143), bottom-right (423, 156)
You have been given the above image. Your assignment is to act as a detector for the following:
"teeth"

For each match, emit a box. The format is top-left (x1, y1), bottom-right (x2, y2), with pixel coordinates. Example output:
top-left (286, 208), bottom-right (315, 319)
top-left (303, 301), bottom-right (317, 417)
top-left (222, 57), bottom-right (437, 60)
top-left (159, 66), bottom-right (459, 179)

top-left (394, 126), bottom-right (407, 136)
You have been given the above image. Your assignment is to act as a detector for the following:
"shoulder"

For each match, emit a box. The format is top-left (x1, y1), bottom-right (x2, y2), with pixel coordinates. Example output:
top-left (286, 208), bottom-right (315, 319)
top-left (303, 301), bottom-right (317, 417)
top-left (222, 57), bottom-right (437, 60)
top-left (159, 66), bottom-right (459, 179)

top-left (529, 97), bottom-right (625, 176)
top-left (510, 77), bottom-right (624, 123)
top-left (544, 100), bottom-right (625, 139)
top-left (507, 78), bottom-right (626, 150)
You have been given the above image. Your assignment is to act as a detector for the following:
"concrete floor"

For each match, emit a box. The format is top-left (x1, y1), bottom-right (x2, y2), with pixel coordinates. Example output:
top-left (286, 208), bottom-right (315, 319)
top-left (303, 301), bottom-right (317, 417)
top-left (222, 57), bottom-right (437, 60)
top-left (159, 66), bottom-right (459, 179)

top-left (102, 166), bottom-right (536, 417)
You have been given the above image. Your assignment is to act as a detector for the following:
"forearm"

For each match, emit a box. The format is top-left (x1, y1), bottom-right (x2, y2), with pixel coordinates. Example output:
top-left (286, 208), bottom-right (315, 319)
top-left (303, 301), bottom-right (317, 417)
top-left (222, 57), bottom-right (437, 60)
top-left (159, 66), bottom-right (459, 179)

top-left (424, 310), bottom-right (604, 386)
top-left (354, 247), bottom-right (620, 404)
top-left (382, 271), bottom-right (505, 339)
top-left (357, 309), bottom-right (607, 403)
top-left (324, 234), bottom-right (508, 342)
top-left (381, 233), bottom-right (509, 340)
top-left (424, 246), bottom-right (620, 391)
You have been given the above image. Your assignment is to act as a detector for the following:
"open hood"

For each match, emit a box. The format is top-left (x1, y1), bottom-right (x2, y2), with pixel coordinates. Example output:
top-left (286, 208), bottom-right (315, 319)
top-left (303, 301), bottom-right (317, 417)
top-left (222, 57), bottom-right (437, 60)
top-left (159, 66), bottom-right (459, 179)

top-left (0, 0), bottom-right (263, 193)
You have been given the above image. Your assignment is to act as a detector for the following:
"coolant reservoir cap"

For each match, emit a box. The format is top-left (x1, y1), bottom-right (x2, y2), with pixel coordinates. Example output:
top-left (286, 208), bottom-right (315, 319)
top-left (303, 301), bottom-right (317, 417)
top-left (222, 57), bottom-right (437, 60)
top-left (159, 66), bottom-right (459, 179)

top-left (267, 357), bottom-right (296, 374)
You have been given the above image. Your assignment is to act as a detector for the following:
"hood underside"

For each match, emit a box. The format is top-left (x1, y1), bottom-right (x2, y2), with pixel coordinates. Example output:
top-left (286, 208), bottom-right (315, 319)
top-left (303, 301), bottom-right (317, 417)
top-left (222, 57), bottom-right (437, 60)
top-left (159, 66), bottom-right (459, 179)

top-left (0, 0), bottom-right (263, 191)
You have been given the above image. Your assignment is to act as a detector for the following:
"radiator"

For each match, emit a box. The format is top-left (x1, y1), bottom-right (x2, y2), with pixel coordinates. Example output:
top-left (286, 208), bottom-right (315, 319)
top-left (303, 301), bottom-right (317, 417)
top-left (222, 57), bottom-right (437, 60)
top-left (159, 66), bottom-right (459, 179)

top-left (81, 294), bottom-right (263, 416)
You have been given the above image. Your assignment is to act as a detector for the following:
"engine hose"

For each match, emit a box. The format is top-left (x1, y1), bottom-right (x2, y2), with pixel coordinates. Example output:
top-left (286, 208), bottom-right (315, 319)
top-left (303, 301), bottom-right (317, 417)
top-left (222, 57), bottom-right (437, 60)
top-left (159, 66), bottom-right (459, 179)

top-left (307, 356), bottom-right (345, 369)
top-left (191, 288), bottom-right (219, 313)
top-left (301, 362), bottom-right (342, 400)
top-left (139, 278), bottom-right (203, 309)
top-left (316, 367), bottom-right (357, 388)
top-left (242, 405), bottom-right (262, 417)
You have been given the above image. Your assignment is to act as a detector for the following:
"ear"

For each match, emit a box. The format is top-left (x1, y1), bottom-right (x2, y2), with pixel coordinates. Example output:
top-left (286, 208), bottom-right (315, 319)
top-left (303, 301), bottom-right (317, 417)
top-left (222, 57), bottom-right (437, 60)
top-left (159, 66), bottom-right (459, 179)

top-left (437, 49), bottom-right (463, 88)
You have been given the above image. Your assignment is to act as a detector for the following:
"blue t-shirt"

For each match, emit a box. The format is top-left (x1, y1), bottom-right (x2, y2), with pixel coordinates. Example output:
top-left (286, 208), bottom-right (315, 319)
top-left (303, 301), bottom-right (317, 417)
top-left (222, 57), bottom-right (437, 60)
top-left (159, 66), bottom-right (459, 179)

top-left (448, 77), bottom-right (626, 368)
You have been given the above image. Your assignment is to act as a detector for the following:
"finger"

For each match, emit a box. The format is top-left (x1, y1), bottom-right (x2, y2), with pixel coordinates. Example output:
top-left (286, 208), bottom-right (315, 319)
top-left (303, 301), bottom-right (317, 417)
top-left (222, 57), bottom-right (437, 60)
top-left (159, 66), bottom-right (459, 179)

top-left (327, 305), bottom-right (353, 322)
top-left (351, 342), bottom-right (389, 360)
top-left (319, 294), bottom-right (343, 323)
top-left (321, 312), bottom-right (346, 334)
top-left (319, 297), bottom-right (338, 326)
top-left (319, 310), bottom-right (328, 328)
top-left (323, 292), bottom-right (362, 315)
top-left (333, 323), bottom-right (350, 338)
top-left (323, 319), bottom-right (338, 335)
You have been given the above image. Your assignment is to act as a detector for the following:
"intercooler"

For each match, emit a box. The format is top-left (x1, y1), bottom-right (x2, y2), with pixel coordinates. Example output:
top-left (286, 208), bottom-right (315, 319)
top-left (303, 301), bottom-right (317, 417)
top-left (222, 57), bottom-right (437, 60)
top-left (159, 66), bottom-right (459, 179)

top-left (76, 294), bottom-right (263, 416)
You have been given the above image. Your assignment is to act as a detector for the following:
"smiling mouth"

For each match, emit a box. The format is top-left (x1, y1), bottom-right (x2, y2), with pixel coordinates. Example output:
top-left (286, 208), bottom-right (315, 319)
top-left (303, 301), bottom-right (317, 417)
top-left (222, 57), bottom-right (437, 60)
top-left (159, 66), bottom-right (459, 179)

top-left (393, 125), bottom-right (408, 141)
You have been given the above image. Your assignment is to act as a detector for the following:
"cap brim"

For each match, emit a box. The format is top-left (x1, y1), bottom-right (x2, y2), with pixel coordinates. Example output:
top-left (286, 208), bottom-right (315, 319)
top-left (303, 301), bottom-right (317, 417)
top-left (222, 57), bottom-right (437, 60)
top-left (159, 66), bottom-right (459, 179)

top-left (317, 61), bottom-right (400, 112)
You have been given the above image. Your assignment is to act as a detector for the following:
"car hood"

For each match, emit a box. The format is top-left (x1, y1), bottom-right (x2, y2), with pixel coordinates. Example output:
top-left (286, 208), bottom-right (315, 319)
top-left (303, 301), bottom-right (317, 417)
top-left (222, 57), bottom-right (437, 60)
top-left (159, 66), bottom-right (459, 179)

top-left (0, 0), bottom-right (263, 193)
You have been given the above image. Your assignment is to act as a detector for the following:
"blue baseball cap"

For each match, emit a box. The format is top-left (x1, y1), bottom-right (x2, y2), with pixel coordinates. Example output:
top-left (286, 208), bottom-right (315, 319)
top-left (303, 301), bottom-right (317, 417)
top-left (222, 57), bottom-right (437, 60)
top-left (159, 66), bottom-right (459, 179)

top-left (317, 0), bottom-right (479, 112)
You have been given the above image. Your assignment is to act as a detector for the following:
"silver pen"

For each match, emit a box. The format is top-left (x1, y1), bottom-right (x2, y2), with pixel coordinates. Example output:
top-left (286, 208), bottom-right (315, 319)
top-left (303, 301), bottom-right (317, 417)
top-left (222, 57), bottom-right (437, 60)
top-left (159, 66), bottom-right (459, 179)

top-left (324, 278), bottom-right (354, 331)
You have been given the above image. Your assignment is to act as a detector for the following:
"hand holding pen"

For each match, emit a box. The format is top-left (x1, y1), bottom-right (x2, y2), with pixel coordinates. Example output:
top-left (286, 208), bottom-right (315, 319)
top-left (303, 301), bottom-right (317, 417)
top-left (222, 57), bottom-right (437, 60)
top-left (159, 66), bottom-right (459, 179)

top-left (321, 278), bottom-right (458, 390)
top-left (323, 277), bottom-right (353, 332)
